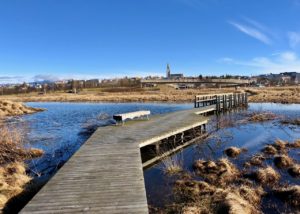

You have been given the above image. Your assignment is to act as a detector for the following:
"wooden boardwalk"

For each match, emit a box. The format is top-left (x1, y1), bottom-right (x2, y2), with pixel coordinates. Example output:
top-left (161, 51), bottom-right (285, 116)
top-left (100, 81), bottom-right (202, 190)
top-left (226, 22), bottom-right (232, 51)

top-left (21, 107), bottom-right (212, 214)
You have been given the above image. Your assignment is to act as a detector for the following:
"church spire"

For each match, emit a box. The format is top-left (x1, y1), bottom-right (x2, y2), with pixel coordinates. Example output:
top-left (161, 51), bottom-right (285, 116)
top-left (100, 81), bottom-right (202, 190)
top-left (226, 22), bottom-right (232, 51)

top-left (166, 64), bottom-right (171, 78)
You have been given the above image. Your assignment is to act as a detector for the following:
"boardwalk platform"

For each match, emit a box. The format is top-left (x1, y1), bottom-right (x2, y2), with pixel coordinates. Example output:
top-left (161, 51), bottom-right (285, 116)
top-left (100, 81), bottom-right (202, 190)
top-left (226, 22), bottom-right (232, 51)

top-left (21, 107), bottom-right (212, 214)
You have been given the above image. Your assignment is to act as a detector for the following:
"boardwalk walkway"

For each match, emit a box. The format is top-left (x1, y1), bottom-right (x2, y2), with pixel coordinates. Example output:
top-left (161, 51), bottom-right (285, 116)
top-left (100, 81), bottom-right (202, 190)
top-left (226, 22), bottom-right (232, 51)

top-left (21, 107), bottom-right (213, 213)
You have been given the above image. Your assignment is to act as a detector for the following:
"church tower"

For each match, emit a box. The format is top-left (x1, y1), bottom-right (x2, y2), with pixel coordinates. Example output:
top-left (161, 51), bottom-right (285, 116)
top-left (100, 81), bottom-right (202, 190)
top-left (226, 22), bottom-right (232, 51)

top-left (166, 64), bottom-right (171, 79)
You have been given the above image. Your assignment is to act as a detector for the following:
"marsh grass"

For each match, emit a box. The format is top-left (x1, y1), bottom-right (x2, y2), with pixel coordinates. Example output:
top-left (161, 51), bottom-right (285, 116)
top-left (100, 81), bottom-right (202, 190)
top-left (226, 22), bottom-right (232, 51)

top-left (280, 118), bottom-right (300, 126)
top-left (159, 137), bottom-right (300, 214)
top-left (247, 111), bottom-right (278, 122)
top-left (247, 86), bottom-right (300, 104)
top-left (224, 146), bottom-right (247, 158)
top-left (0, 125), bottom-right (44, 210)
top-left (159, 152), bottom-right (183, 175)
top-left (0, 100), bottom-right (43, 117)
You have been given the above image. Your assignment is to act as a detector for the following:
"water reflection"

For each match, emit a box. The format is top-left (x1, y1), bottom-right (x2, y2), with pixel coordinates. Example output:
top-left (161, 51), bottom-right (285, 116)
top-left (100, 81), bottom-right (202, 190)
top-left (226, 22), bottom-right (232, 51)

top-left (21, 102), bottom-right (192, 178)
top-left (144, 103), bottom-right (300, 213)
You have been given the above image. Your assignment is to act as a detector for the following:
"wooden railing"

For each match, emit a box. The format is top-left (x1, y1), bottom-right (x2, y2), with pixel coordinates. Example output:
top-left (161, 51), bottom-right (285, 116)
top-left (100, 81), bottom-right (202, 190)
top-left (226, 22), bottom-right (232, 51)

top-left (194, 92), bottom-right (248, 112)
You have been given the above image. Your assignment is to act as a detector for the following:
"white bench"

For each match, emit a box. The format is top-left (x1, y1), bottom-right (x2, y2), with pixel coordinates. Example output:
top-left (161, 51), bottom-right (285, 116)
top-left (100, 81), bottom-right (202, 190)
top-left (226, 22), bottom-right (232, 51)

top-left (113, 110), bottom-right (151, 124)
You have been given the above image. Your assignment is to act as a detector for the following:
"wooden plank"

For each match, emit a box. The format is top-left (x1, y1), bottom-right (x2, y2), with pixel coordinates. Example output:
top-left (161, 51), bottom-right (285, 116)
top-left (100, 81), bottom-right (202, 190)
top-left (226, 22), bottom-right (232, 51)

top-left (21, 107), bottom-right (212, 214)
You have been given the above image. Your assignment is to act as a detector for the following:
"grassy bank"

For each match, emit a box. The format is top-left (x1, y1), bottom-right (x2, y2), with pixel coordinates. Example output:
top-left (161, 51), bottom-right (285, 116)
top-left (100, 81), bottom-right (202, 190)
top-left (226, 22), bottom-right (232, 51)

top-left (1, 85), bottom-right (299, 104)
top-left (246, 86), bottom-right (300, 104)
top-left (0, 125), bottom-right (44, 211)
top-left (0, 101), bottom-right (44, 211)
top-left (0, 100), bottom-right (44, 118)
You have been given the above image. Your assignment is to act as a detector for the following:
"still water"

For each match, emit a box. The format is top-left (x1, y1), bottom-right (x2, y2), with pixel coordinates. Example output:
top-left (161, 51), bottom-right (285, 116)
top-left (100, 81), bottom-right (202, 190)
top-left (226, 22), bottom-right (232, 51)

top-left (9, 102), bottom-right (300, 213)
top-left (21, 102), bottom-right (192, 178)
top-left (144, 103), bottom-right (300, 213)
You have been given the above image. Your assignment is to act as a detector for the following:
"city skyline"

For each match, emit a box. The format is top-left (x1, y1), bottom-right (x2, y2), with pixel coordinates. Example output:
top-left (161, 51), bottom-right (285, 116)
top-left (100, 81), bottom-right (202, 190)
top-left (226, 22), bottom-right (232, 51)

top-left (1, 0), bottom-right (300, 83)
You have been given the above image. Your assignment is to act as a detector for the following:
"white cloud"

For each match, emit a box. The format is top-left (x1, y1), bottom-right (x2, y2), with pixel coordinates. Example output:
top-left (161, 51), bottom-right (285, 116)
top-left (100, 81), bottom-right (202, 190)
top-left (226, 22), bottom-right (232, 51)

top-left (228, 20), bottom-right (272, 45)
top-left (219, 51), bottom-right (300, 74)
top-left (288, 31), bottom-right (300, 48)
top-left (218, 57), bottom-right (234, 63)
top-left (279, 51), bottom-right (297, 62)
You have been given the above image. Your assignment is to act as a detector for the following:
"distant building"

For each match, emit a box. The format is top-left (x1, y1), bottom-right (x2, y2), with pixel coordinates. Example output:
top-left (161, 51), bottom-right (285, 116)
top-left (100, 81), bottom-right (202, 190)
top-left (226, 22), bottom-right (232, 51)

top-left (166, 64), bottom-right (184, 79)
top-left (85, 79), bottom-right (100, 88)
top-left (280, 72), bottom-right (300, 84)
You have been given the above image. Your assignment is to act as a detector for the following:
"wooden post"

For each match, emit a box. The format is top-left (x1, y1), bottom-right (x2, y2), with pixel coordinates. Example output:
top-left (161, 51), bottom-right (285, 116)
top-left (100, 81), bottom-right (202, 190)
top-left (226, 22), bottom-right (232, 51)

top-left (155, 143), bottom-right (160, 154)
top-left (222, 95), bottom-right (224, 111)
top-left (233, 93), bottom-right (236, 107)
top-left (242, 93), bottom-right (244, 105)
top-left (245, 93), bottom-right (248, 106)
top-left (217, 95), bottom-right (220, 112)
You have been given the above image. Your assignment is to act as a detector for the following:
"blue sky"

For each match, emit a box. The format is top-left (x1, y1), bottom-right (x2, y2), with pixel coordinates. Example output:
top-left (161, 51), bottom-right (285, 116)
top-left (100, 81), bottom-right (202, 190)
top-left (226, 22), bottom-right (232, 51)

top-left (1, 0), bottom-right (300, 83)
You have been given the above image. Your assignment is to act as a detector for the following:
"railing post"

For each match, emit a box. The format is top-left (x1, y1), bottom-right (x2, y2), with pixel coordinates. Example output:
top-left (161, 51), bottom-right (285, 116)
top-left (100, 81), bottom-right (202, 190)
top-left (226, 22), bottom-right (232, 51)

top-left (242, 93), bottom-right (244, 105)
top-left (217, 95), bottom-right (220, 113)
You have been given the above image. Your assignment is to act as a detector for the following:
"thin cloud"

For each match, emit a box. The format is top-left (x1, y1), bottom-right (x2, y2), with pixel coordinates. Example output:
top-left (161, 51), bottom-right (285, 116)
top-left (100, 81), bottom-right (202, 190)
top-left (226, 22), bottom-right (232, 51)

top-left (228, 20), bottom-right (272, 45)
top-left (219, 51), bottom-right (300, 74)
top-left (218, 57), bottom-right (234, 64)
top-left (0, 76), bottom-right (22, 80)
top-left (242, 17), bottom-right (267, 32)
top-left (0, 76), bottom-right (25, 83)
top-left (287, 31), bottom-right (300, 48)
top-left (34, 75), bottom-right (60, 82)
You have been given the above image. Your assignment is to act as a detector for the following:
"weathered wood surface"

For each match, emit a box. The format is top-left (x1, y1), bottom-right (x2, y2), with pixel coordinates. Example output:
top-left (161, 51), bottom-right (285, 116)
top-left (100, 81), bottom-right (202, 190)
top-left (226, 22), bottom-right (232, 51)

top-left (21, 107), bottom-right (213, 214)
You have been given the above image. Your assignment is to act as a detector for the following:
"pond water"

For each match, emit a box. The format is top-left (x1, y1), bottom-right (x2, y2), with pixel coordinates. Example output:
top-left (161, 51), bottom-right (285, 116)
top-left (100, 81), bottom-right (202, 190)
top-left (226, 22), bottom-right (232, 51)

top-left (19, 102), bottom-right (192, 178)
top-left (6, 102), bottom-right (300, 213)
top-left (144, 103), bottom-right (300, 213)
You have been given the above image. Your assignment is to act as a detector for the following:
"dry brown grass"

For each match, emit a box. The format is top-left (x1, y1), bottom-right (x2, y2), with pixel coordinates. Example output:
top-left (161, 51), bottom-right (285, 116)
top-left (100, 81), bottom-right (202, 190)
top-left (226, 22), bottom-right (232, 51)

top-left (174, 180), bottom-right (216, 200)
top-left (244, 154), bottom-right (266, 167)
top-left (253, 166), bottom-right (280, 186)
top-left (273, 155), bottom-right (293, 169)
top-left (167, 138), bottom-right (299, 213)
top-left (287, 139), bottom-right (300, 148)
top-left (273, 185), bottom-right (300, 207)
top-left (280, 118), bottom-right (300, 126)
top-left (261, 140), bottom-right (291, 156)
top-left (261, 145), bottom-right (277, 155)
top-left (224, 147), bottom-right (246, 158)
top-left (174, 178), bottom-right (264, 214)
top-left (2, 85), bottom-right (299, 104)
top-left (273, 139), bottom-right (287, 151)
top-left (247, 86), bottom-right (300, 104)
top-left (159, 153), bottom-right (183, 175)
top-left (247, 111), bottom-right (278, 122)
top-left (193, 158), bottom-right (239, 186)
top-left (0, 100), bottom-right (43, 118)
top-left (0, 126), bottom-right (44, 164)
top-left (214, 187), bottom-right (263, 214)
top-left (0, 162), bottom-right (31, 208)
top-left (0, 85), bottom-right (241, 103)
top-left (0, 125), bottom-right (44, 210)
top-left (288, 164), bottom-right (300, 177)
